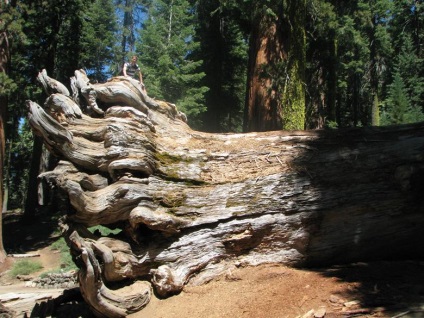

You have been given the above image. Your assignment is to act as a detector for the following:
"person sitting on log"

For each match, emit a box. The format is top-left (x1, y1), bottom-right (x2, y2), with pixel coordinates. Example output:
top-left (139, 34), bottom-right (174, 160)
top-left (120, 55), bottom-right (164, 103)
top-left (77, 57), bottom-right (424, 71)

top-left (123, 55), bottom-right (147, 94)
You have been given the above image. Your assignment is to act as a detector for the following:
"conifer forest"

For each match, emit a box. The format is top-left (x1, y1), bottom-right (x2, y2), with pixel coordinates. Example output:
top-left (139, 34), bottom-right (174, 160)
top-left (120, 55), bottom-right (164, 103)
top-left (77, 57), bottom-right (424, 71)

top-left (0, 1), bottom-right (424, 316)
top-left (1, 0), bottom-right (423, 213)
top-left (0, 0), bottom-right (423, 269)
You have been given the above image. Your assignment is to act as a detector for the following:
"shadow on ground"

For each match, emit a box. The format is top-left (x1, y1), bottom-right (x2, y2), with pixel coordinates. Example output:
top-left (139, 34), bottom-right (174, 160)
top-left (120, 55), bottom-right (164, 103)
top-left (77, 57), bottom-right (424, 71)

top-left (316, 260), bottom-right (424, 317)
top-left (2, 209), bottom-right (61, 254)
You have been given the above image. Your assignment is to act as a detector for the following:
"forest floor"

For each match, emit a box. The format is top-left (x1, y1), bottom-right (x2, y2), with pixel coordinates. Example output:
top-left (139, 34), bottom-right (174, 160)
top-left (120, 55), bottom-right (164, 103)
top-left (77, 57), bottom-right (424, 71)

top-left (1, 210), bottom-right (424, 318)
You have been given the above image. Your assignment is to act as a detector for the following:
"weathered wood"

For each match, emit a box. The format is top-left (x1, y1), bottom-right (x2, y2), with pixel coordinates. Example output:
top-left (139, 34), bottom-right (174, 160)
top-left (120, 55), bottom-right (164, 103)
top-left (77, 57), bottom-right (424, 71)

top-left (27, 71), bottom-right (424, 317)
top-left (9, 254), bottom-right (40, 258)
top-left (67, 230), bottom-right (151, 318)
top-left (37, 69), bottom-right (70, 97)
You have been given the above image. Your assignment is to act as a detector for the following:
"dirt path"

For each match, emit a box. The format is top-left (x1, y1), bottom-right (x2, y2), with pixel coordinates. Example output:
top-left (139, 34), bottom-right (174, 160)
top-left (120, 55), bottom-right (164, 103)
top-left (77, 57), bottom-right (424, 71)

top-left (0, 246), bottom-right (64, 317)
top-left (1, 247), bottom-right (424, 317)
top-left (132, 261), bottom-right (424, 318)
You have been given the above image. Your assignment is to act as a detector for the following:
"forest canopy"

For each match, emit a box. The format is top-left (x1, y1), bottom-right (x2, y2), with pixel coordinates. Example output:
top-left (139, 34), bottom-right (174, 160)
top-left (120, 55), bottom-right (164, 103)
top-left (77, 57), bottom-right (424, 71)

top-left (0, 0), bottom-right (423, 212)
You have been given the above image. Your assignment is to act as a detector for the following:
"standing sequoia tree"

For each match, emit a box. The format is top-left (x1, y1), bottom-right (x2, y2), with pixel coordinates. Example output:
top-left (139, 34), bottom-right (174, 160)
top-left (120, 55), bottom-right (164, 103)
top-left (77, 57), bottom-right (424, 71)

top-left (244, 0), bottom-right (306, 132)
top-left (27, 70), bottom-right (424, 317)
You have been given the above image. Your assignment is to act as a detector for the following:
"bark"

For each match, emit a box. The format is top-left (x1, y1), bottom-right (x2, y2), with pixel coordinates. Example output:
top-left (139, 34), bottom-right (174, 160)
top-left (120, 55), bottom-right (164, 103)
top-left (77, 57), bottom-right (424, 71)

top-left (23, 136), bottom-right (43, 220)
top-left (327, 32), bottom-right (338, 125)
top-left (243, 1), bottom-right (306, 132)
top-left (27, 69), bottom-right (424, 317)
top-left (0, 27), bottom-right (9, 262)
top-left (0, 99), bottom-right (7, 263)
top-left (370, 15), bottom-right (380, 126)
top-left (243, 4), bottom-right (285, 132)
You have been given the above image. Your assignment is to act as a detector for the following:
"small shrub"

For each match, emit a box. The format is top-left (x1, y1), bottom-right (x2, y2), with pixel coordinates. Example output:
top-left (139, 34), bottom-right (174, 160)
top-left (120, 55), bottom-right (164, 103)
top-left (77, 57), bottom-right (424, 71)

top-left (88, 225), bottom-right (121, 236)
top-left (325, 120), bottom-right (338, 129)
top-left (51, 237), bottom-right (68, 253)
top-left (51, 237), bottom-right (77, 271)
top-left (9, 260), bottom-right (43, 277)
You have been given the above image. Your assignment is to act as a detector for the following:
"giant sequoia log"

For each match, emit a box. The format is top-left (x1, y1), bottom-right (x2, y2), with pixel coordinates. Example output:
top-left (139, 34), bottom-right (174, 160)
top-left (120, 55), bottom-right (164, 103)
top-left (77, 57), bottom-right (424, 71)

top-left (28, 69), bottom-right (424, 317)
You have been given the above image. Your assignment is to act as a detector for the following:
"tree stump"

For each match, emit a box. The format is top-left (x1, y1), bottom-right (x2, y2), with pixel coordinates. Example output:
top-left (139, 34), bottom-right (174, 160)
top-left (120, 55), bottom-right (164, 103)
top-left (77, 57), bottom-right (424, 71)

top-left (27, 69), bottom-right (424, 317)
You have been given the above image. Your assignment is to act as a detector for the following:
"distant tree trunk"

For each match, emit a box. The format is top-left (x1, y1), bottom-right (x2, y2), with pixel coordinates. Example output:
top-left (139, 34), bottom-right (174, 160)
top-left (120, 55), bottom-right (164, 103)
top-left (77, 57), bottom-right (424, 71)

top-left (23, 136), bottom-right (43, 221)
top-left (243, 1), bottom-right (306, 132)
top-left (370, 15), bottom-right (380, 126)
top-left (327, 31), bottom-right (338, 125)
top-left (2, 140), bottom-right (11, 212)
top-left (0, 28), bottom-right (9, 262)
top-left (121, 0), bottom-right (136, 55)
top-left (243, 4), bottom-right (284, 132)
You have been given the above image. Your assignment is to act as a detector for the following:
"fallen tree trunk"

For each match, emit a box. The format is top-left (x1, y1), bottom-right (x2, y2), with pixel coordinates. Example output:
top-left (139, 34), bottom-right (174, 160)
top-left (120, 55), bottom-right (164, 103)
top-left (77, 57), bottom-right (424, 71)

top-left (27, 69), bottom-right (424, 317)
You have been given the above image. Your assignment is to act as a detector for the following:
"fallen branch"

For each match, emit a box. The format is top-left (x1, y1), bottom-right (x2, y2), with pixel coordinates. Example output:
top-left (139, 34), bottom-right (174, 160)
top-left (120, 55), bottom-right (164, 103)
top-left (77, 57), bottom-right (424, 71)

top-left (9, 254), bottom-right (40, 258)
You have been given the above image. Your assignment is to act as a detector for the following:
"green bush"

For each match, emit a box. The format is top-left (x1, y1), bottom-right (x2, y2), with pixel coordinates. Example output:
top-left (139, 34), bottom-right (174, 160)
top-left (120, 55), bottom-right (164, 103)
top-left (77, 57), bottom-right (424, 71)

top-left (51, 237), bottom-right (77, 271)
top-left (9, 260), bottom-right (43, 277)
top-left (50, 237), bottom-right (77, 272)
top-left (51, 237), bottom-right (68, 253)
top-left (88, 225), bottom-right (121, 236)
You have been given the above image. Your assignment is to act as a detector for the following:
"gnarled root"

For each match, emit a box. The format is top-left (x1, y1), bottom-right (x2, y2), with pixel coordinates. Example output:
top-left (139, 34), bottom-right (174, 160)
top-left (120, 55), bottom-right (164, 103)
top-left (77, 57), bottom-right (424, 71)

top-left (69, 231), bottom-right (152, 318)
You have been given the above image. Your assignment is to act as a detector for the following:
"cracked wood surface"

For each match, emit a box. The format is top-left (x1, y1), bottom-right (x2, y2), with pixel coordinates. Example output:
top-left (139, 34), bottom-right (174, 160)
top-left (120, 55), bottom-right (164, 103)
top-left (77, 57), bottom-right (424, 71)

top-left (27, 69), bottom-right (424, 317)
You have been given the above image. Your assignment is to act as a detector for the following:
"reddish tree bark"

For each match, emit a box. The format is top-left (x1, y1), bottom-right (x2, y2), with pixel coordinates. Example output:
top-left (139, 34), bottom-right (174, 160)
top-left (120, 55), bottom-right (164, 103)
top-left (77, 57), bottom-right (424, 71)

top-left (243, 6), bottom-right (285, 132)
top-left (243, 2), bottom-right (306, 132)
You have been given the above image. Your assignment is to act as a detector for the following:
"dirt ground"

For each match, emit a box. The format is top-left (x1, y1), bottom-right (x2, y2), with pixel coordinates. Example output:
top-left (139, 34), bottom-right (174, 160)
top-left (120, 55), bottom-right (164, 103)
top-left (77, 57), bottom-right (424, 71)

top-left (133, 260), bottom-right (424, 318)
top-left (1, 211), bottom-right (424, 318)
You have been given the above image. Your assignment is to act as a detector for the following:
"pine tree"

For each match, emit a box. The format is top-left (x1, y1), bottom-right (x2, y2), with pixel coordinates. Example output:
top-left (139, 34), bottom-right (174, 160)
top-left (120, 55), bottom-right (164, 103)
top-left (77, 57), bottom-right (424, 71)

top-left (7, 121), bottom-right (33, 209)
top-left (195, 0), bottom-right (248, 132)
top-left (79, 0), bottom-right (118, 82)
top-left (396, 35), bottom-right (424, 110)
top-left (382, 69), bottom-right (424, 125)
top-left (0, 0), bottom-right (16, 261)
top-left (335, 8), bottom-right (369, 127)
top-left (138, 0), bottom-right (208, 127)
top-left (382, 70), bottom-right (409, 124)
top-left (357, 0), bottom-right (393, 126)
top-left (305, 0), bottom-right (339, 129)
top-left (113, 0), bottom-right (146, 70)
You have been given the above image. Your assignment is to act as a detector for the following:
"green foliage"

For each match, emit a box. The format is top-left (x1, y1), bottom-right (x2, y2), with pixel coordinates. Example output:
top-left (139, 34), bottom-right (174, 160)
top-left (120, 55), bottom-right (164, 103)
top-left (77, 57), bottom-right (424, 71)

top-left (380, 30), bottom-right (424, 126)
top-left (396, 35), bottom-right (424, 108)
top-left (88, 225), bottom-right (122, 236)
top-left (305, 0), bottom-right (401, 128)
top-left (2, 0), bottom-right (424, 215)
top-left (80, 0), bottom-right (118, 81)
top-left (280, 0), bottom-right (306, 130)
top-left (0, 73), bottom-right (18, 97)
top-left (50, 238), bottom-right (77, 271)
top-left (9, 260), bottom-right (43, 277)
top-left (325, 120), bottom-right (338, 129)
top-left (6, 120), bottom-right (33, 209)
top-left (381, 69), bottom-right (424, 125)
top-left (196, 0), bottom-right (248, 132)
top-left (18, 0), bottom-right (83, 82)
top-left (138, 0), bottom-right (208, 127)
top-left (0, 1), bottom-right (26, 43)
top-left (381, 71), bottom-right (409, 124)
top-left (5, 0), bottom-right (423, 134)
top-left (114, 0), bottom-right (146, 56)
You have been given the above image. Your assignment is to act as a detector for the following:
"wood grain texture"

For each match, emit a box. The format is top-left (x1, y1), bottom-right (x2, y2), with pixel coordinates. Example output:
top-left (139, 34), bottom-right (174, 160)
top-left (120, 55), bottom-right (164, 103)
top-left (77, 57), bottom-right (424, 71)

top-left (28, 69), bottom-right (424, 317)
